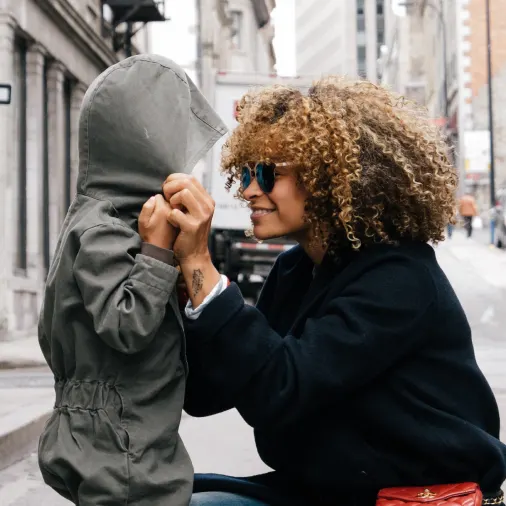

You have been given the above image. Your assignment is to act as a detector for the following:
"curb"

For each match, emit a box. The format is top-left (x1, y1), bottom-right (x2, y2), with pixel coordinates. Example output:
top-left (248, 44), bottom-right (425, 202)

top-left (0, 410), bottom-right (51, 471)
top-left (0, 360), bottom-right (48, 370)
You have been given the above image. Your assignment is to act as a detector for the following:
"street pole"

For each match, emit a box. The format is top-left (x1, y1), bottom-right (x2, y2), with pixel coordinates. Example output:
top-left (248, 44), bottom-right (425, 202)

top-left (435, 1), bottom-right (449, 122)
top-left (485, 0), bottom-right (496, 244)
top-left (125, 22), bottom-right (133, 58)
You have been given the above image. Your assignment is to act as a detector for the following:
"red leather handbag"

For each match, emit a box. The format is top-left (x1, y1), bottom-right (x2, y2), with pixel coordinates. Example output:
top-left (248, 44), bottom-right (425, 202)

top-left (376, 483), bottom-right (490, 506)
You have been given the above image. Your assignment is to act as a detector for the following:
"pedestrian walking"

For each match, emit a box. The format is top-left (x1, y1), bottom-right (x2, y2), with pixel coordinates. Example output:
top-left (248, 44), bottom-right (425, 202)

top-left (164, 77), bottom-right (506, 505)
top-left (37, 55), bottom-right (226, 506)
top-left (459, 192), bottom-right (478, 238)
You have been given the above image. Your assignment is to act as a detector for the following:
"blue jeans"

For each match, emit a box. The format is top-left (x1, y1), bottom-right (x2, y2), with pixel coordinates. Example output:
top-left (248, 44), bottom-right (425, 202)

top-left (190, 491), bottom-right (268, 505)
top-left (191, 473), bottom-right (308, 506)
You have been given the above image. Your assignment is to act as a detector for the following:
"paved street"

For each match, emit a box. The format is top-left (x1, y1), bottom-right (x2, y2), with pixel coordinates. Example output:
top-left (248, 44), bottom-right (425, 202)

top-left (461, 226), bottom-right (497, 248)
top-left (0, 369), bottom-right (53, 389)
top-left (0, 232), bottom-right (505, 505)
top-left (468, 227), bottom-right (493, 246)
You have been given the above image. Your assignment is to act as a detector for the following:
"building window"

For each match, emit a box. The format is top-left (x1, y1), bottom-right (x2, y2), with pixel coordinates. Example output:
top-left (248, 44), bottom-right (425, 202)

top-left (357, 45), bottom-right (367, 78)
top-left (16, 39), bottom-right (28, 272)
top-left (64, 78), bottom-right (73, 212)
top-left (43, 58), bottom-right (50, 274)
top-left (357, 0), bottom-right (365, 31)
top-left (231, 10), bottom-right (243, 50)
top-left (357, 0), bottom-right (366, 77)
top-left (357, 15), bottom-right (365, 32)
top-left (377, 15), bottom-right (385, 44)
top-left (376, 0), bottom-right (385, 79)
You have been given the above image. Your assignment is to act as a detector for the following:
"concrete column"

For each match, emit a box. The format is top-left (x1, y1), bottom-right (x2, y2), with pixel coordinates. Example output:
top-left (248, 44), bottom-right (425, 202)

top-left (70, 82), bottom-right (87, 200)
top-left (0, 12), bottom-right (16, 338)
top-left (344, 0), bottom-right (358, 76)
top-left (365, 0), bottom-right (378, 82)
top-left (46, 61), bottom-right (66, 262)
top-left (25, 43), bottom-right (45, 281)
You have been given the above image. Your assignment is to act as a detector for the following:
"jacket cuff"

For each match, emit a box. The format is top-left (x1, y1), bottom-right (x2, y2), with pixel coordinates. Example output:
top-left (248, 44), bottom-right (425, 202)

top-left (140, 243), bottom-right (174, 265)
top-left (184, 283), bottom-right (244, 343)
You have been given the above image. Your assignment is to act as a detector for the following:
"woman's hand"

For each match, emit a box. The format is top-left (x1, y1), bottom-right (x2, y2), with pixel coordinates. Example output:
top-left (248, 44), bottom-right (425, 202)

top-left (162, 174), bottom-right (221, 308)
top-left (162, 174), bottom-right (214, 263)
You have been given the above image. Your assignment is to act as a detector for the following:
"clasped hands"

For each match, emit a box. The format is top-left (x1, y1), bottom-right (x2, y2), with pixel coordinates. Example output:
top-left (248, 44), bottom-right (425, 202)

top-left (138, 174), bottom-right (221, 308)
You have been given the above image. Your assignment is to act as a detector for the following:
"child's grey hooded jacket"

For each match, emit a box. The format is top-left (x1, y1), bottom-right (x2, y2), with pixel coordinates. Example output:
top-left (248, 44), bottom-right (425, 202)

top-left (37, 54), bottom-right (226, 506)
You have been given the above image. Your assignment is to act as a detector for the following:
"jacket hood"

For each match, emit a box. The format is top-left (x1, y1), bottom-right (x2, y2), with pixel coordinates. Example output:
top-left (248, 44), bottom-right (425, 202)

top-left (76, 54), bottom-right (227, 217)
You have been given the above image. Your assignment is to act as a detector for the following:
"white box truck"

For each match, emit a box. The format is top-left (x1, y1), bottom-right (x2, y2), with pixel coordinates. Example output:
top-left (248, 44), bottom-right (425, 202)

top-left (204, 71), bottom-right (314, 299)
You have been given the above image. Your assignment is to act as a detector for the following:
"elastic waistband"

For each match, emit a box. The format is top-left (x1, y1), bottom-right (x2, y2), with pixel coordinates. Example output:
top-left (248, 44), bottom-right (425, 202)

top-left (55, 380), bottom-right (122, 411)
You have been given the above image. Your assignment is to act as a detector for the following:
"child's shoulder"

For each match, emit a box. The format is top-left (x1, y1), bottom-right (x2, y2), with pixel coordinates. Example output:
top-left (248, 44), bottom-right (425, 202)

top-left (70, 194), bottom-right (135, 239)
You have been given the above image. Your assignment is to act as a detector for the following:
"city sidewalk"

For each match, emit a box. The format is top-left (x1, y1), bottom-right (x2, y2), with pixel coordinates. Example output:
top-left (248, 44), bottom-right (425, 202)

top-left (438, 231), bottom-right (506, 290)
top-left (0, 336), bottom-right (50, 469)
top-left (0, 337), bottom-right (52, 470)
top-left (0, 383), bottom-right (54, 471)
top-left (0, 332), bottom-right (50, 469)
top-left (0, 337), bottom-right (46, 370)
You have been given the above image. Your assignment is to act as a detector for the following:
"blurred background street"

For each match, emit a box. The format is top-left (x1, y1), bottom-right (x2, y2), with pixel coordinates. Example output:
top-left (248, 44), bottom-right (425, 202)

top-left (1, 0), bottom-right (506, 503)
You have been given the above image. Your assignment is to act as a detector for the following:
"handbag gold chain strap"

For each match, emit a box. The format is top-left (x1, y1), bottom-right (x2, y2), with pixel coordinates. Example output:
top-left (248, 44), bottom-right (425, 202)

top-left (483, 491), bottom-right (504, 505)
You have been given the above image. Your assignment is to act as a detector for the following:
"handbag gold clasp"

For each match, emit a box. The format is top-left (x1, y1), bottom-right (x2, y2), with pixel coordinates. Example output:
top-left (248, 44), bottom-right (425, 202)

top-left (417, 489), bottom-right (437, 499)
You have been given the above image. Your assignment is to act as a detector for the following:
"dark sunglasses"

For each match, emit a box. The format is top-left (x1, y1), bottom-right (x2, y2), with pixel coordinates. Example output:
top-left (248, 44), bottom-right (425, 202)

top-left (240, 161), bottom-right (291, 193)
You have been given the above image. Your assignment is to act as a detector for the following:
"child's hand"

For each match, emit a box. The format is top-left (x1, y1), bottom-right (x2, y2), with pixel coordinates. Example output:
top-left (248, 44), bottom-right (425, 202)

top-left (139, 195), bottom-right (177, 250)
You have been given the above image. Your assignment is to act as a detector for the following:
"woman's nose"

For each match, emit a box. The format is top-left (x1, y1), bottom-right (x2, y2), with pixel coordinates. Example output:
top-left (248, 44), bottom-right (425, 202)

top-left (243, 176), bottom-right (264, 201)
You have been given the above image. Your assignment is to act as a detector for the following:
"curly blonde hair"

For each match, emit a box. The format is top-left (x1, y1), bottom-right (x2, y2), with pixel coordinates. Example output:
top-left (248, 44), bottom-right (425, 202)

top-left (221, 76), bottom-right (457, 253)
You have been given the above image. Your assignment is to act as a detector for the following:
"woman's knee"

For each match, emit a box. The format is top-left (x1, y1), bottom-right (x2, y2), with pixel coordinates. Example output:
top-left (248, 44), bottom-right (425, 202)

top-left (190, 491), bottom-right (269, 506)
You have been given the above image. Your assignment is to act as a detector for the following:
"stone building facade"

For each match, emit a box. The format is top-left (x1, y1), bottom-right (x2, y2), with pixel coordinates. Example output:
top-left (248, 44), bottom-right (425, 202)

top-left (295, 0), bottom-right (387, 82)
top-left (0, 0), bottom-right (151, 339)
top-left (459, 0), bottom-right (506, 202)
top-left (382, 0), bottom-right (506, 208)
top-left (382, 1), bottom-right (459, 135)
top-left (380, 3), bottom-right (426, 107)
top-left (197, 0), bottom-right (276, 100)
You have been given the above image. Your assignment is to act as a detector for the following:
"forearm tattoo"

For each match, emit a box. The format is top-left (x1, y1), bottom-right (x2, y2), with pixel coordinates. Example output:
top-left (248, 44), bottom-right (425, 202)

top-left (192, 269), bottom-right (204, 297)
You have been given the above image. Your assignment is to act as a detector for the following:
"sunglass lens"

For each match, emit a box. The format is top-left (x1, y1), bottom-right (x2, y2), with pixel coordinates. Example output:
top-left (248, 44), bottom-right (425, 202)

top-left (241, 166), bottom-right (251, 190)
top-left (257, 162), bottom-right (276, 193)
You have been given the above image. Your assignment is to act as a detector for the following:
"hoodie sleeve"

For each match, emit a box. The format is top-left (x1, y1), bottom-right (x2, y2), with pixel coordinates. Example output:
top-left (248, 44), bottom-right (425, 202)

top-left (73, 223), bottom-right (179, 354)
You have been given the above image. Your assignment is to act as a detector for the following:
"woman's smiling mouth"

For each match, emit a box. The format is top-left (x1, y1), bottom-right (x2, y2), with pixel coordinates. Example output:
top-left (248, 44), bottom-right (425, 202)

top-left (251, 208), bottom-right (276, 221)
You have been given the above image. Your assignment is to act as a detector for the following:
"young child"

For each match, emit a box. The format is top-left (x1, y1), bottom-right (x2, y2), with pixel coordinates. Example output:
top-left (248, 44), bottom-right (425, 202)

top-left (37, 55), bottom-right (226, 505)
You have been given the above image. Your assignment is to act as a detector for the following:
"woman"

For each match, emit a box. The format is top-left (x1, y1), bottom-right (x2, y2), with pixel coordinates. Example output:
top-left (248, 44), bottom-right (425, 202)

top-left (163, 77), bottom-right (506, 506)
